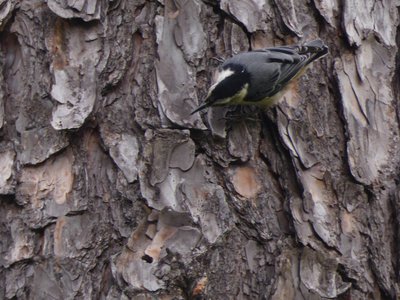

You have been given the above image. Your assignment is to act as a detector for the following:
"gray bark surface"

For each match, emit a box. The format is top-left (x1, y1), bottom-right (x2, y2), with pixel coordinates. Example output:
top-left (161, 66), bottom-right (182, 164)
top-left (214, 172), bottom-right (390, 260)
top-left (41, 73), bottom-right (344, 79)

top-left (0, 0), bottom-right (399, 299)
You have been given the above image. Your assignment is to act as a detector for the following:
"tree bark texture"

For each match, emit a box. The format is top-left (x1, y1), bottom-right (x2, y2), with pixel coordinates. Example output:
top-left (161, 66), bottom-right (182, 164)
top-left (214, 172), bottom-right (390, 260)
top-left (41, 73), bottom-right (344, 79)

top-left (0, 0), bottom-right (399, 299)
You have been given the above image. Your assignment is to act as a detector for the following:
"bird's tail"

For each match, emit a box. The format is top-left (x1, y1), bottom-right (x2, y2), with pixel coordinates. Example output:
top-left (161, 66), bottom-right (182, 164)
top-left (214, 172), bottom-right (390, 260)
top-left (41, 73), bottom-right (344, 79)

top-left (299, 39), bottom-right (329, 61)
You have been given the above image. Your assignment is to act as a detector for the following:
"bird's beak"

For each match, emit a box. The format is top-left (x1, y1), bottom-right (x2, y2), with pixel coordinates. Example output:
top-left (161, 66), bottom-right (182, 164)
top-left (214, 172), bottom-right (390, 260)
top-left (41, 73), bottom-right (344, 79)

top-left (191, 92), bottom-right (213, 115)
top-left (190, 102), bottom-right (209, 115)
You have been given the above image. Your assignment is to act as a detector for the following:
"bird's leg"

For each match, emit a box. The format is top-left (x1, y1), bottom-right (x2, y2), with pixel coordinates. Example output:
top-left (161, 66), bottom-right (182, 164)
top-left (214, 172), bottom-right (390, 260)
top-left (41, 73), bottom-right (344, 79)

top-left (221, 106), bottom-right (261, 122)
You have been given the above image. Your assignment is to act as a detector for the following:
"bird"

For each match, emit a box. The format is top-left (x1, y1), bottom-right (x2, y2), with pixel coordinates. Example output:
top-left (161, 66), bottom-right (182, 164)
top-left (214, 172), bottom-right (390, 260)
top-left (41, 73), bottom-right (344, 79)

top-left (191, 39), bottom-right (328, 115)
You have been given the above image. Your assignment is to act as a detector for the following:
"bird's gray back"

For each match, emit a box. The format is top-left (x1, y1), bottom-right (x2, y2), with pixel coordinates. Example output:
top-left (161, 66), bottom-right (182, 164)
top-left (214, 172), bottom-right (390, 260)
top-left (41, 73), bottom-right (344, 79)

top-left (223, 47), bottom-right (317, 102)
top-left (223, 51), bottom-right (293, 101)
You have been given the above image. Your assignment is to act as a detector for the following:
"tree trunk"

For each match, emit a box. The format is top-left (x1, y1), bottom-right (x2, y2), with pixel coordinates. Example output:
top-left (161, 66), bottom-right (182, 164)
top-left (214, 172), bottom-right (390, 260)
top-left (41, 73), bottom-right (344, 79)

top-left (0, 0), bottom-right (399, 299)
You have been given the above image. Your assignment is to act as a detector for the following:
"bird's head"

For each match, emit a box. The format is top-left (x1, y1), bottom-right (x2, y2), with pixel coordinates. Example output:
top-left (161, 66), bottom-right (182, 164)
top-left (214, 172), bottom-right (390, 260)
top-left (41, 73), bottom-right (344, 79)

top-left (191, 63), bottom-right (250, 114)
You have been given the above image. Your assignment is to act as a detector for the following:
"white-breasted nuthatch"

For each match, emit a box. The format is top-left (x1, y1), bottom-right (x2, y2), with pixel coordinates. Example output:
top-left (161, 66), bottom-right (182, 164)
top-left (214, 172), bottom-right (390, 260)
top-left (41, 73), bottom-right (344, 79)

top-left (191, 39), bottom-right (328, 114)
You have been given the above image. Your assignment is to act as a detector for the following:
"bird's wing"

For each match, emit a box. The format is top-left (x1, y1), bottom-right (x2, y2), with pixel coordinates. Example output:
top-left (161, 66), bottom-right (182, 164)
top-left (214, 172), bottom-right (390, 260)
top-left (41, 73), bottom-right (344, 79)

top-left (244, 42), bottom-right (326, 102)
top-left (229, 49), bottom-right (300, 102)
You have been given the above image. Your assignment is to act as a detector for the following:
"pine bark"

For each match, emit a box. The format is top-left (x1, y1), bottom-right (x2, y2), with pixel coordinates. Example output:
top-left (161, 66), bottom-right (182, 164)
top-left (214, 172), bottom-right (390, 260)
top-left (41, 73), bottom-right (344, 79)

top-left (0, 0), bottom-right (399, 299)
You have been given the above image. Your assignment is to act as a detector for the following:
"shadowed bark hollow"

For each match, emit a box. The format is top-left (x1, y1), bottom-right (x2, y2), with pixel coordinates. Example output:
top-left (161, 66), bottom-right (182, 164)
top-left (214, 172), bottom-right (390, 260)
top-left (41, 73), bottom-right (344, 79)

top-left (0, 0), bottom-right (399, 299)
